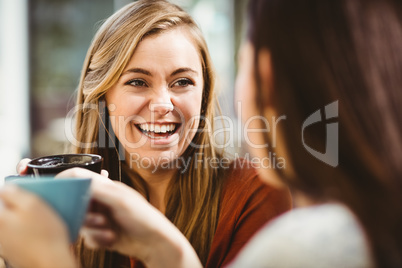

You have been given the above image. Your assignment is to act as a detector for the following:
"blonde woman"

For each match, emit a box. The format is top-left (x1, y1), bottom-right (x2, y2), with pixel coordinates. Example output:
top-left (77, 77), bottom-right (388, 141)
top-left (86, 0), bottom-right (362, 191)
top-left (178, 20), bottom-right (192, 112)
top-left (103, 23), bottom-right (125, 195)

top-left (0, 1), bottom-right (291, 268)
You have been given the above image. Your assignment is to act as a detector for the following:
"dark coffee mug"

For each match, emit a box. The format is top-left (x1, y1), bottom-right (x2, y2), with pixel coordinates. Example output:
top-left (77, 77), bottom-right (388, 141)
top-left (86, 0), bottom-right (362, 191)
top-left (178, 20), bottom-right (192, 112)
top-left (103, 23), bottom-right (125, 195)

top-left (27, 154), bottom-right (103, 176)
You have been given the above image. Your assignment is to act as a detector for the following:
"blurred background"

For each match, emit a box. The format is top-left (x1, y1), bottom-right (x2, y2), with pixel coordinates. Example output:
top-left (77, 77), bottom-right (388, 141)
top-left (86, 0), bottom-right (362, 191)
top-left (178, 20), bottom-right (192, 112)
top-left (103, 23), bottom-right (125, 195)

top-left (0, 0), bottom-right (248, 180)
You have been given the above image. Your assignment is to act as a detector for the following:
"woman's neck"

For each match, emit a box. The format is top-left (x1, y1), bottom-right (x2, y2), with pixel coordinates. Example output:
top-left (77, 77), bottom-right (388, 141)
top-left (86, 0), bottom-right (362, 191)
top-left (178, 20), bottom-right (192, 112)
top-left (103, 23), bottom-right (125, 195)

top-left (293, 191), bottom-right (320, 208)
top-left (134, 167), bottom-right (176, 214)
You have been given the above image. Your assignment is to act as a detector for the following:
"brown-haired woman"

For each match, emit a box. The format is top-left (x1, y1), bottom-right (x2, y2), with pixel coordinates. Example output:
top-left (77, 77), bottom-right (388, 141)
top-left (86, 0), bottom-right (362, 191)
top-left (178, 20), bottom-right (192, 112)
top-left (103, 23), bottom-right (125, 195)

top-left (0, 1), bottom-right (290, 268)
top-left (230, 0), bottom-right (402, 267)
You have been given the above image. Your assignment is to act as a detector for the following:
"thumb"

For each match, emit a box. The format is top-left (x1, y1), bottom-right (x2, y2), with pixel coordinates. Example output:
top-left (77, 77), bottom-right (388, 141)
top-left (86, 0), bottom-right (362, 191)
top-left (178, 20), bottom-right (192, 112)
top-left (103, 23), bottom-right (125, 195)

top-left (16, 158), bottom-right (31, 175)
top-left (100, 169), bottom-right (109, 178)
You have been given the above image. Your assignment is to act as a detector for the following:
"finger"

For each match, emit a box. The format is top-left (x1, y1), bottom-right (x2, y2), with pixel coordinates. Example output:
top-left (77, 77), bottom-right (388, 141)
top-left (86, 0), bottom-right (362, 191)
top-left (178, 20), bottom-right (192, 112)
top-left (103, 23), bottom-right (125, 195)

top-left (0, 201), bottom-right (14, 229)
top-left (55, 167), bottom-right (97, 179)
top-left (81, 227), bottom-right (116, 248)
top-left (83, 213), bottom-right (109, 228)
top-left (89, 181), bottom-right (134, 208)
top-left (0, 185), bottom-right (28, 209)
top-left (16, 158), bottom-right (31, 175)
top-left (0, 186), bottom-right (53, 215)
top-left (56, 168), bottom-right (112, 184)
top-left (100, 169), bottom-right (109, 178)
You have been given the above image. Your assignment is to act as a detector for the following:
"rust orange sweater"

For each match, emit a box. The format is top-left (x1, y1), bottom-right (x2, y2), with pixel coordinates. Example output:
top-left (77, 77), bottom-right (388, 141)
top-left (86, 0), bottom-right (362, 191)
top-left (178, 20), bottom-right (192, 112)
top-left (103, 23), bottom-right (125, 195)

top-left (204, 160), bottom-right (292, 267)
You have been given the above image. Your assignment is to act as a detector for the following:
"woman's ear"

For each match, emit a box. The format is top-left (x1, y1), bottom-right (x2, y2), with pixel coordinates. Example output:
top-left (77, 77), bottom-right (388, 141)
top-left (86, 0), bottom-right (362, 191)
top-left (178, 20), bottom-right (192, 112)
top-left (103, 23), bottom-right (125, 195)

top-left (258, 49), bottom-right (273, 105)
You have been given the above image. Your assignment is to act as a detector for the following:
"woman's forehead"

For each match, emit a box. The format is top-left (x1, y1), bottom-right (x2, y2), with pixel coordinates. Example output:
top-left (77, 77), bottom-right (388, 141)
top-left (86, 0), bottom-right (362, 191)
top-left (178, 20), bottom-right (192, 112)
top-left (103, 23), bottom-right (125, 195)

top-left (125, 28), bottom-right (203, 74)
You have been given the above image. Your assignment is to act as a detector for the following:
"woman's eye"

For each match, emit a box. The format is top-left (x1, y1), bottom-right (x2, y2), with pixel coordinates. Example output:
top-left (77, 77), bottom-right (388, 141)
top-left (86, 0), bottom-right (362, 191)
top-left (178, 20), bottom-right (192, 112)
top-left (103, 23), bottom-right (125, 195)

top-left (173, 78), bottom-right (194, 87)
top-left (125, 79), bottom-right (147, 87)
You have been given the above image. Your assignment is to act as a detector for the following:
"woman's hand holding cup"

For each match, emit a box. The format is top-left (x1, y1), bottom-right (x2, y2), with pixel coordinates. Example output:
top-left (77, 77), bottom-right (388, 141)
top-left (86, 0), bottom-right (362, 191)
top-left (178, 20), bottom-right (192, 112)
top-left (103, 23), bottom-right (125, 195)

top-left (57, 168), bottom-right (201, 268)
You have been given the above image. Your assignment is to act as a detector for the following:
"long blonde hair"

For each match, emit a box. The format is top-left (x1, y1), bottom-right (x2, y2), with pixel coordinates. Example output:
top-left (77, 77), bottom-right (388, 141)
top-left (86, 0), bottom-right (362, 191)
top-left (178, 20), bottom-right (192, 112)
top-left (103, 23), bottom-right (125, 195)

top-left (73, 0), bottom-right (225, 266)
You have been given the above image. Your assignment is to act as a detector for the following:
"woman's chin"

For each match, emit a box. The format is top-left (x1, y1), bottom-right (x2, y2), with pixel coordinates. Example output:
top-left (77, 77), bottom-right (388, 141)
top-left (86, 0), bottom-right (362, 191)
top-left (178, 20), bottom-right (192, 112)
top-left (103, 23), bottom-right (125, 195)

top-left (125, 150), bottom-right (182, 171)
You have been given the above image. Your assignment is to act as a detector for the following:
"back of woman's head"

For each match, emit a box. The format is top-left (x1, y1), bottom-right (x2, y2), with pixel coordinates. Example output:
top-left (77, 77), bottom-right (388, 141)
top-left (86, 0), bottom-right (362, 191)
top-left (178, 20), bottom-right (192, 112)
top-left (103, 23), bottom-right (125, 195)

top-left (247, 0), bottom-right (402, 266)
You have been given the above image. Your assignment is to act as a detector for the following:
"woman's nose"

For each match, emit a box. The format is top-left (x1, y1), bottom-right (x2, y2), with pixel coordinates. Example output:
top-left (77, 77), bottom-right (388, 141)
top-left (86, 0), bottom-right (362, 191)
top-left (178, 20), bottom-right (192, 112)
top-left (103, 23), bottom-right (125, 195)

top-left (149, 91), bottom-right (174, 115)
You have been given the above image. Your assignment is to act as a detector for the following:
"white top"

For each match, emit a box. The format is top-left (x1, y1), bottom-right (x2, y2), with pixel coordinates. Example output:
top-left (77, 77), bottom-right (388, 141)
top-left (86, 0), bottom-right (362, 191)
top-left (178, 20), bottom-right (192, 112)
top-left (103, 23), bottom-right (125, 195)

top-left (228, 203), bottom-right (373, 268)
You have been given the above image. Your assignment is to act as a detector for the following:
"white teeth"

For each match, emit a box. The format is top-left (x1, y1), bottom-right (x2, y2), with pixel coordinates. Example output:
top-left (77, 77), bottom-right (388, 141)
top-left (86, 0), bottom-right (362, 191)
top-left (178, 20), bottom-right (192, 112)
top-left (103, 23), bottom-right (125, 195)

top-left (138, 123), bottom-right (177, 133)
top-left (139, 123), bottom-right (146, 131)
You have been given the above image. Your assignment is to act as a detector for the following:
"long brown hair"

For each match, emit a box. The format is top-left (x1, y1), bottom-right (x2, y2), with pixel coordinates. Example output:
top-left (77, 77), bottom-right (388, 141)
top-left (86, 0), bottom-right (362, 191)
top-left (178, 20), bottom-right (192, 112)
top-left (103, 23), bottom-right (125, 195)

top-left (248, 0), bottom-right (402, 267)
top-left (72, 0), bottom-right (225, 266)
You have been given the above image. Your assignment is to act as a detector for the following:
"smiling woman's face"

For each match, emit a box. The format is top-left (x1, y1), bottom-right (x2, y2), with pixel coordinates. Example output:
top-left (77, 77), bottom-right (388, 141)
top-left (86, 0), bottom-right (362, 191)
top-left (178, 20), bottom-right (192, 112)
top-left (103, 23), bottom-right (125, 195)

top-left (106, 27), bottom-right (203, 169)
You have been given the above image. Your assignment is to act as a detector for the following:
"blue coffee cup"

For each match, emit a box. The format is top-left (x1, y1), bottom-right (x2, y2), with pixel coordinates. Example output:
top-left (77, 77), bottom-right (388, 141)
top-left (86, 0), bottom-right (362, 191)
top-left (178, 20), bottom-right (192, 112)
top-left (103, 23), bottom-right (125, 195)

top-left (5, 177), bottom-right (92, 242)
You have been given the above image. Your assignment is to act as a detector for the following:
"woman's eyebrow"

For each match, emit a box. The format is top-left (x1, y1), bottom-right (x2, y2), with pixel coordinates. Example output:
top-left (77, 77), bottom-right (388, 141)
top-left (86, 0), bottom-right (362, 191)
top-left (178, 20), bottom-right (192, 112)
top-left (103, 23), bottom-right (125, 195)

top-left (121, 67), bottom-right (198, 77)
top-left (170, 67), bottom-right (198, 77)
top-left (121, 68), bottom-right (152, 76)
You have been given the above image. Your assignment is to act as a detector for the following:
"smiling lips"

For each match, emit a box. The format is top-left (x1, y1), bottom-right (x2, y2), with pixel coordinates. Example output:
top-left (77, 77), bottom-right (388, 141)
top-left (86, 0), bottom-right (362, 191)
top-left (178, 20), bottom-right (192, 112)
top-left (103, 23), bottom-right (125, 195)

top-left (135, 123), bottom-right (180, 139)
